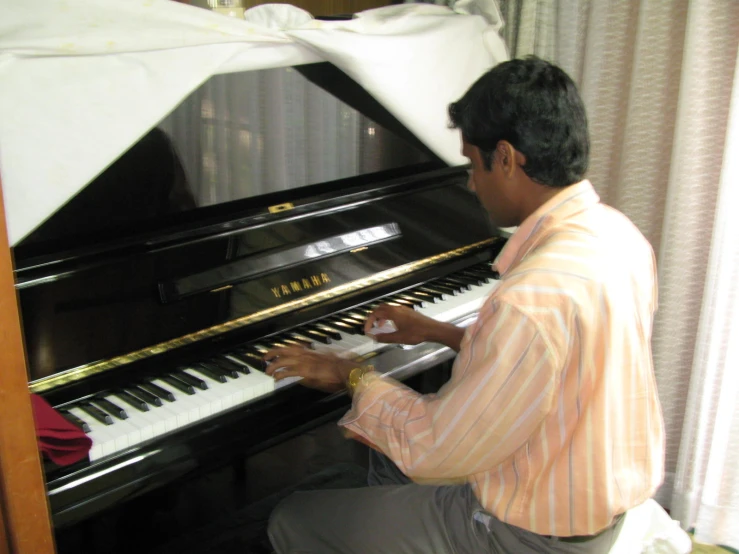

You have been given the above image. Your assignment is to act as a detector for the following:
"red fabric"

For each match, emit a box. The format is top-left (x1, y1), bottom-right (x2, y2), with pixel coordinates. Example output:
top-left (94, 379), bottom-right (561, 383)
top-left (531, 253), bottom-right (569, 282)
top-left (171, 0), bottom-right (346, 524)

top-left (30, 394), bottom-right (91, 466)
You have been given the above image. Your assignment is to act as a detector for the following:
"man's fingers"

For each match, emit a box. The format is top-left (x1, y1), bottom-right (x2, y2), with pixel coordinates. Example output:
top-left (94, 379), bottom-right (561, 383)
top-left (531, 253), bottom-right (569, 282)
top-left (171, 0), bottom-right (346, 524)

top-left (271, 368), bottom-right (302, 381)
top-left (264, 356), bottom-right (306, 376)
top-left (365, 304), bottom-right (398, 332)
top-left (263, 346), bottom-right (308, 362)
top-left (364, 314), bottom-right (382, 334)
top-left (372, 331), bottom-right (399, 344)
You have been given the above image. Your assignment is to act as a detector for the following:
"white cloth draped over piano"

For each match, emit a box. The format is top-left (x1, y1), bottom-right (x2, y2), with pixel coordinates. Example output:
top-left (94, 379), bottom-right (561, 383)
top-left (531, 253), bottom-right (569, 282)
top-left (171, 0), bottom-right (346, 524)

top-left (0, 0), bottom-right (508, 246)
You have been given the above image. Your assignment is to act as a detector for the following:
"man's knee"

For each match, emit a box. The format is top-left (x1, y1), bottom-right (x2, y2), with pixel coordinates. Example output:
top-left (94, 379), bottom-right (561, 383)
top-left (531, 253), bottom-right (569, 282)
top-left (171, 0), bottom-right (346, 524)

top-left (268, 493), bottom-right (317, 553)
top-left (268, 494), bottom-right (298, 551)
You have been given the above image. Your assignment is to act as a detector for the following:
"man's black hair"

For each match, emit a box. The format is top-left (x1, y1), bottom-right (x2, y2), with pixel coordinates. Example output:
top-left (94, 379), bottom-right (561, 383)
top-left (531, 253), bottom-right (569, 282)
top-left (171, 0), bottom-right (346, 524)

top-left (448, 57), bottom-right (589, 188)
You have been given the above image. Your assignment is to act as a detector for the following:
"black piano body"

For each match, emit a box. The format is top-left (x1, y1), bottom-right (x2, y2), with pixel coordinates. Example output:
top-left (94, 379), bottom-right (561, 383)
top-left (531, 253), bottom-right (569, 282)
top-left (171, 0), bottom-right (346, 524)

top-left (14, 62), bottom-right (505, 532)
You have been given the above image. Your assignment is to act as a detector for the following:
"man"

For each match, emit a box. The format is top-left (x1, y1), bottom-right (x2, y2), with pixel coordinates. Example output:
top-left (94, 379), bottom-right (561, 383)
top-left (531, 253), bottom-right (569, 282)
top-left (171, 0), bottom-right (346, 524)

top-left (264, 57), bottom-right (665, 553)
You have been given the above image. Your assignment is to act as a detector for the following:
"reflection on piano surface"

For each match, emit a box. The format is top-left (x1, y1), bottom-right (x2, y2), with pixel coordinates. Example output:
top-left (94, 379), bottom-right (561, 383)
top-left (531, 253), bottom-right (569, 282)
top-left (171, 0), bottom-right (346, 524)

top-left (13, 62), bottom-right (505, 529)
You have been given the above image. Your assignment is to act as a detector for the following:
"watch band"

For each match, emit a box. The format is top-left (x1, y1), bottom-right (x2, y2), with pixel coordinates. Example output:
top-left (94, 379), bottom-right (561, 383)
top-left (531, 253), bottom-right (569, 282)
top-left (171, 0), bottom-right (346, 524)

top-left (347, 365), bottom-right (377, 395)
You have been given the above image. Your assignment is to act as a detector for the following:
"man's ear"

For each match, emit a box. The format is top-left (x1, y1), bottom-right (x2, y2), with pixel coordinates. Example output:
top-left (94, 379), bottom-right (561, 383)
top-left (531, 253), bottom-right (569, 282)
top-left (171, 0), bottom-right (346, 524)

top-left (497, 141), bottom-right (519, 178)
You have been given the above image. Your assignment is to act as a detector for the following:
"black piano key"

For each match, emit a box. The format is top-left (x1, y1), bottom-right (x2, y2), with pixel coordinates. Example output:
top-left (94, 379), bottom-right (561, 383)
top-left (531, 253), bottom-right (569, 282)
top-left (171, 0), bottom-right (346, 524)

top-left (114, 390), bottom-right (149, 412)
top-left (205, 360), bottom-right (240, 379)
top-left (466, 272), bottom-right (493, 284)
top-left (286, 333), bottom-right (314, 348)
top-left (387, 297), bottom-right (415, 307)
top-left (336, 317), bottom-right (363, 330)
top-left (127, 386), bottom-right (163, 407)
top-left (445, 276), bottom-right (475, 289)
top-left (386, 297), bottom-right (417, 308)
top-left (59, 410), bottom-right (91, 433)
top-left (235, 349), bottom-right (268, 371)
top-left (188, 363), bottom-right (227, 383)
top-left (326, 319), bottom-right (358, 333)
top-left (314, 321), bottom-right (344, 333)
top-left (430, 283), bottom-right (459, 295)
top-left (277, 337), bottom-right (308, 348)
top-left (203, 360), bottom-right (237, 380)
top-left (93, 397), bottom-right (128, 420)
top-left (438, 278), bottom-right (468, 290)
top-left (250, 344), bottom-right (270, 354)
top-left (265, 340), bottom-right (291, 350)
top-left (474, 264), bottom-right (499, 277)
top-left (345, 314), bottom-right (370, 326)
top-left (466, 265), bottom-right (490, 274)
top-left (173, 369), bottom-right (208, 390)
top-left (136, 383), bottom-right (170, 404)
top-left (418, 285), bottom-right (445, 295)
top-left (397, 294), bottom-right (425, 306)
top-left (78, 402), bottom-right (114, 425)
top-left (219, 354), bottom-right (252, 374)
top-left (449, 275), bottom-right (476, 286)
top-left (411, 289), bottom-right (439, 302)
top-left (458, 271), bottom-right (486, 285)
top-left (341, 312), bottom-right (366, 323)
top-left (303, 328), bottom-right (334, 343)
top-left (161, 375), bottom-right (195, 395)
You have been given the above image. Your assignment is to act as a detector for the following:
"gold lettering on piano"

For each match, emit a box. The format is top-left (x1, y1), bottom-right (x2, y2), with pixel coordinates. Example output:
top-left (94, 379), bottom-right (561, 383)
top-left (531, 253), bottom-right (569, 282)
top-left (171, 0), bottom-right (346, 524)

top-left (270, 273), bottom-right (334, 298)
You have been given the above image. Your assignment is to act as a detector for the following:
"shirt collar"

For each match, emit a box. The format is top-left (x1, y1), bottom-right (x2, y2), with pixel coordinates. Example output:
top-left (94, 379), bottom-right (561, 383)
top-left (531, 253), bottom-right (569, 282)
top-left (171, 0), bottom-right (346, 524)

top-left (493, 180), bottom-right (600, 276)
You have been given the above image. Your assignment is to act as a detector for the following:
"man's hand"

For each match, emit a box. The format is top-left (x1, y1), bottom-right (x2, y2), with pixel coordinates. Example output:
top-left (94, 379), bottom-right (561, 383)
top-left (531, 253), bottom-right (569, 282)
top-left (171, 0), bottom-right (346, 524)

top-left (364, 304), bottom-right (466, 352)
top-left (264, 346), bottom-right (356, 393)
top-left (364, 304), bottom-right (436, 345)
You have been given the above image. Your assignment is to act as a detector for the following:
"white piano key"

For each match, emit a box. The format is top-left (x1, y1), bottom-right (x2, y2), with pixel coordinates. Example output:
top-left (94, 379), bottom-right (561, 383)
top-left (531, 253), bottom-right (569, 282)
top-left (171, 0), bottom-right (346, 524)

top-left (108, 418), bottom-right (142, 453)
top-left (68, 407), bottom-right (112, 461)
top-left (417, 280), bottom-right (498, 323)
top-left (151, 379), bottom-right (200, 427)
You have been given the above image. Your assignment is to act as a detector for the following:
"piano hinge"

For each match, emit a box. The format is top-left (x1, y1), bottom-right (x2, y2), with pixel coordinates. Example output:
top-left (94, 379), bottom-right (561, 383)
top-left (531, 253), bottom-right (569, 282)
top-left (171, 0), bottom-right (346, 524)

top-left (268, 202), bottom-right (294, 213)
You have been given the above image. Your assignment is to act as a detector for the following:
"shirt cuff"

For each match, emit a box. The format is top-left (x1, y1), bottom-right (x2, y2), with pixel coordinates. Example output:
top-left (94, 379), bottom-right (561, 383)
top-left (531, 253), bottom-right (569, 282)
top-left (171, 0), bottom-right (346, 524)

top-left (338, 374), bottom-right (399, 431)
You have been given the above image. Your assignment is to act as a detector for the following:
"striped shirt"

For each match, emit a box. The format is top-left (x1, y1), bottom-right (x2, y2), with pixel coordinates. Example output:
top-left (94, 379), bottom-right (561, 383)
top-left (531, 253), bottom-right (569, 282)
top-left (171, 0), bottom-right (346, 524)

top-left (340, 180), bottom-right (665, 536)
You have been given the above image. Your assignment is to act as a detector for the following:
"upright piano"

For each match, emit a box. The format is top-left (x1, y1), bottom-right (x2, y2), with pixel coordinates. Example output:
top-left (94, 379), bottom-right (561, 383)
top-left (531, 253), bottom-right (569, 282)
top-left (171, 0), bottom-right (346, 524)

top-left (13, 61), bottom-right (504, 531)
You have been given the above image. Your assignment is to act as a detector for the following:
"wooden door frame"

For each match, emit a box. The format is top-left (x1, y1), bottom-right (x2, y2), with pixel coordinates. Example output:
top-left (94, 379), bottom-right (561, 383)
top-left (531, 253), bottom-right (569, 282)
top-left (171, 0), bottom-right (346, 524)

top-left (0, 173), bottom-right (55, 553)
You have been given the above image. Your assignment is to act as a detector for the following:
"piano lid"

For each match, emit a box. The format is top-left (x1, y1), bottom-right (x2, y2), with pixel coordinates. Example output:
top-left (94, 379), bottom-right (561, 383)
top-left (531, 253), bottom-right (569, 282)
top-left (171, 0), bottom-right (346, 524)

top-left (0, 1), bottom-right (507, 246)
top-left (15, 62), bottom-right (443, 261)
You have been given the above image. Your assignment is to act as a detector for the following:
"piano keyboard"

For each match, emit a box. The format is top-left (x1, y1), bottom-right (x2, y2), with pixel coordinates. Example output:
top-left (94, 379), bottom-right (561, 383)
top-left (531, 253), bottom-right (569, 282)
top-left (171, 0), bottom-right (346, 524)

top-left (59, 263), bottom-right (499, 462)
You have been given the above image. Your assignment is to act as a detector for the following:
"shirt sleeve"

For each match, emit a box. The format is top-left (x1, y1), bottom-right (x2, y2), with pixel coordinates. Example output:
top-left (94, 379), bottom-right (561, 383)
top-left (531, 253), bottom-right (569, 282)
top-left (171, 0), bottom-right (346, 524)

top-left (340, 300), bottom-right (559, 480)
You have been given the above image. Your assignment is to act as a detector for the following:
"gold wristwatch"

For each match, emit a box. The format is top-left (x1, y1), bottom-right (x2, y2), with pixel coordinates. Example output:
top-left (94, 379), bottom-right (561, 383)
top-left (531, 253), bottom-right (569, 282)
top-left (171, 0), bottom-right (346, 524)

top-left (347, 365), bottom-right (377, 395)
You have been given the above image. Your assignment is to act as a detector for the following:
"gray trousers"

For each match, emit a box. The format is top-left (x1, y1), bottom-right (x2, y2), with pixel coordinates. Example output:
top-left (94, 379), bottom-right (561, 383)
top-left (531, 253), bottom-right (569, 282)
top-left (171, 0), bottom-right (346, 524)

top-left (268, 450), bottom-right (624, 553)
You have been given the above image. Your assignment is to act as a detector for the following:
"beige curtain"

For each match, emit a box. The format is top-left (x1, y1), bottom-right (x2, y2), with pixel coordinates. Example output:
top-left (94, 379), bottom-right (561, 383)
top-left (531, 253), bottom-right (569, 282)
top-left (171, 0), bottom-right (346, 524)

top-left (496, 0), bottom-right (739, 547)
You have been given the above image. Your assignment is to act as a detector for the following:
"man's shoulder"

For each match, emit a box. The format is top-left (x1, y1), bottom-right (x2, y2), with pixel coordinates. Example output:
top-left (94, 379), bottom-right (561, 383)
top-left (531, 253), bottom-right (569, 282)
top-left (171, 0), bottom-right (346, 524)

top-left (520, 203), bottom-right (654, 280)
top-left (493, 202), bottom-right (657, 330)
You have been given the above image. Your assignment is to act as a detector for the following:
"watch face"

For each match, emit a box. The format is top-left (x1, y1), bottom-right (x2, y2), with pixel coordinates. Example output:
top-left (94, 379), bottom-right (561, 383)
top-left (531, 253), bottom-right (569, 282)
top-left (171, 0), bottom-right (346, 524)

top-left (349, 367), bottom-right (363, 388)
